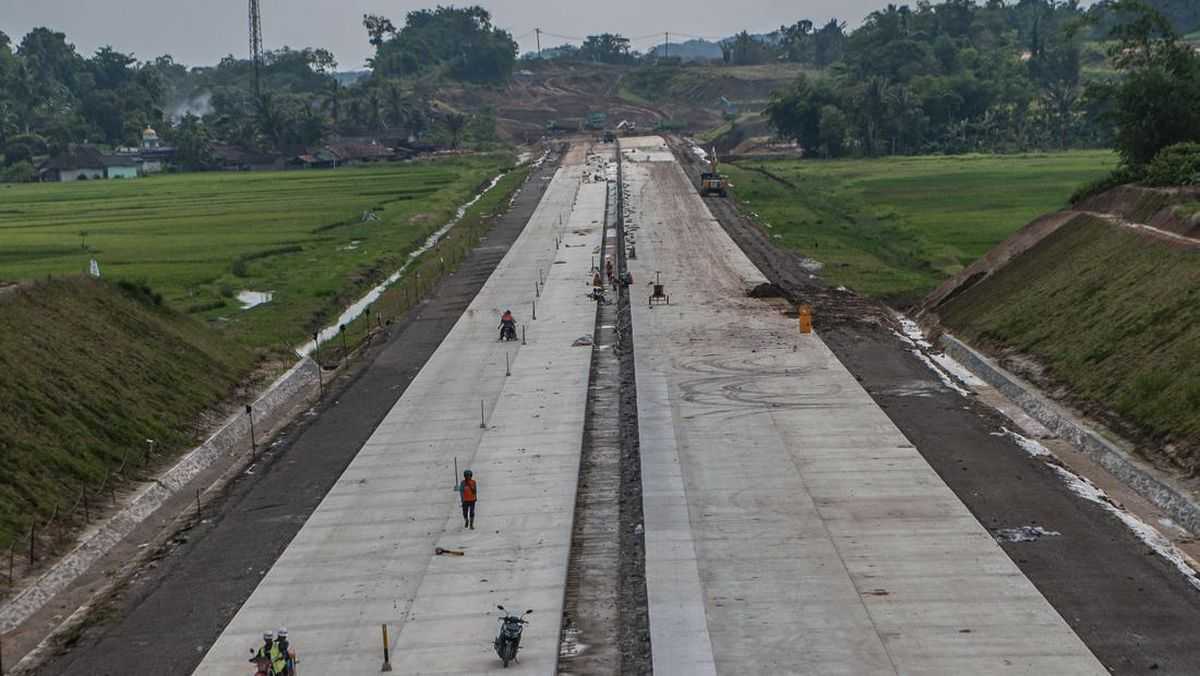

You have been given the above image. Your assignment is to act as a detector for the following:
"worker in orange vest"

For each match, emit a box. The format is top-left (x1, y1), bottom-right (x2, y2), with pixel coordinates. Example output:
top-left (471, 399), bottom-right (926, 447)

top-left (458, 469), bottom-right (477, 529)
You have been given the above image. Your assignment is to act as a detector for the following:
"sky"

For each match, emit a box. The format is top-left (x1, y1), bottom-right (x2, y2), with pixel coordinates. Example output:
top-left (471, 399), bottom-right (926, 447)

top-left (0, 0), bottom-right (878, 70)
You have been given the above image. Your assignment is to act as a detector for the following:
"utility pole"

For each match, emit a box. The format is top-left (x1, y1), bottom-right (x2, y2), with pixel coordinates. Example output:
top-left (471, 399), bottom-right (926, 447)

top-left (536, 28), bottom-right (542, 58)
top-left (665, 32), bottom-right (670, 60)
top-left (248, 0), bottom-right (264, 98)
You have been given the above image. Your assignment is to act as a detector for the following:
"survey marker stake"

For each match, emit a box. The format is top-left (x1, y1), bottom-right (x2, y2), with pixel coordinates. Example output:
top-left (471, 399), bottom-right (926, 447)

top-left (381, 624), bottom-right (392, 672)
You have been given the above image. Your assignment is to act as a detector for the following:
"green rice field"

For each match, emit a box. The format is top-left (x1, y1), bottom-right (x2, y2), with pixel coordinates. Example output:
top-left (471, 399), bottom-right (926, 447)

top-left (724, 150), bottom-right (1117, 301)
top-left (0, 155), bottom-right (512, 349)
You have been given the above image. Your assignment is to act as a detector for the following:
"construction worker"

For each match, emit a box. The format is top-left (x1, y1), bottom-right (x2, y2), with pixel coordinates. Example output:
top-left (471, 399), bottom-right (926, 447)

top-left (498, 310), bottom-right (516, 341)
top-left (275, 627), bottom-right (298, 675)
top-left (250, 630), bottom-right (276, 673)
top-left (458, 469), bottom-right (477, 529)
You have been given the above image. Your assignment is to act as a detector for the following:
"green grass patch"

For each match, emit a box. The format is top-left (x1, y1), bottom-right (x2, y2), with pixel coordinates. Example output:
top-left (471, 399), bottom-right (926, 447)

top-left (328, 165), bottom-right (533, 359)
top-left (724, 151), bottom-right (1116, 301)
top-left (0, 277), bottom-right (255, 549)
top-left (0, 161), bottom-right (535, 557)
top-left (0, 155), bottom-right (512, 351)
top-left (939, 216), bottom-right (1200, 468)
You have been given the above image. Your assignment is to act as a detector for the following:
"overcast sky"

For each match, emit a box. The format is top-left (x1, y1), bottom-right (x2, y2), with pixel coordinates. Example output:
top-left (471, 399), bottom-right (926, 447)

top-left (1, 0), bottom-right (879, 69)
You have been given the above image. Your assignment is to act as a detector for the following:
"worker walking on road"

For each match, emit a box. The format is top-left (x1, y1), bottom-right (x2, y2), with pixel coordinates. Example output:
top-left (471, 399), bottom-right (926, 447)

top-left (458, 469), bottom-right (477, 529)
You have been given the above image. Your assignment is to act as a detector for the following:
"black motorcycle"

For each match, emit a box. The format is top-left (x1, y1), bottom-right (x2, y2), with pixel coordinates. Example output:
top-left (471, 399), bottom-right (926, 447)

top-left (586, 288), bottom-right (612, 305)
top-left (499, 322), bottom-right (517, 341)
top-left (494, 605), bottom-right (532, 668)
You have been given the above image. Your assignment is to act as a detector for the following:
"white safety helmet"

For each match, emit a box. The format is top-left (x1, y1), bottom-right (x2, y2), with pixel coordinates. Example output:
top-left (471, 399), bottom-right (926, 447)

top-left (263, 630), bottom-right (275, 641)
top-left (277, 627), bottom-right (289, 639)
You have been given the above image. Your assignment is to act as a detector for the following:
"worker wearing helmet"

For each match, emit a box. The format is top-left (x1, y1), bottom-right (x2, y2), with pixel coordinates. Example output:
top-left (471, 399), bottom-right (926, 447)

top-left (274, 627), bottom-right (298, 675)
top-left (250, 630), bottom-right (276, 671)
top-left (458, 469), bottom-right (477, 529)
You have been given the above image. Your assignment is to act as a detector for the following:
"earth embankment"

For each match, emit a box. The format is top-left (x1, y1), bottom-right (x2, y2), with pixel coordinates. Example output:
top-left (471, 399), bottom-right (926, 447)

top-left (0, 278), bottom-right (254, 551)
top-left (924, 186), bottom-right (1200, 472)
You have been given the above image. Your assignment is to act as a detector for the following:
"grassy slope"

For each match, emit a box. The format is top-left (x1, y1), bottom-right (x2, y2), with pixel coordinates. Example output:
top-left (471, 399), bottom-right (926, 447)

top-left (0, 278), bottom-right (255, 548)
top-left (0, 155), bottom-right (510, 350)
top-left (724, 151), bottom-right (1116, 300)
top-left (938, 216), bottom-right (1200, 468)
top-left (0, 164), bottom-right (536, 551)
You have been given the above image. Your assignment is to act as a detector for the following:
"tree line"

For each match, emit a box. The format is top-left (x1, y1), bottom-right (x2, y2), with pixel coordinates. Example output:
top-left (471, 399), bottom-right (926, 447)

top-left (763, 0), bottom-right (1122, 157)
top-left (762, 0), bottom-right (1200, 181)
top-left (0, 6), bottom-right (514, 179)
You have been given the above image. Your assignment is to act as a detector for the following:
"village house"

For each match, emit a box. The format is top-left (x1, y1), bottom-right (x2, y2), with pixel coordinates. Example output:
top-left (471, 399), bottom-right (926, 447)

top-left (290, 141), bottom-right (398, 169)
top-left (38, 145), bottom-right (142, 182)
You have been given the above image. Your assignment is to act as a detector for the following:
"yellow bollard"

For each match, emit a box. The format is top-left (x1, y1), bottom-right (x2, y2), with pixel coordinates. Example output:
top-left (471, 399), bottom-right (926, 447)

top-left (798, 305), bottom-right (813, 334)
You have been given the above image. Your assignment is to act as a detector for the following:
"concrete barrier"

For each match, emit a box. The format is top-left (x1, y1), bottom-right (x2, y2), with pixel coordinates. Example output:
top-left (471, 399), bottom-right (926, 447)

top-left (941, 334), bottom-right (1200, 536)
top-left (0, 357), bottom-right (320, 634)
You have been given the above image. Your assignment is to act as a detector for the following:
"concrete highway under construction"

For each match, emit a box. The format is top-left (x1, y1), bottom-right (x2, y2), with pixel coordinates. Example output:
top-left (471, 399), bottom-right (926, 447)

top-left (37, 138), bottom-right (1200, 675)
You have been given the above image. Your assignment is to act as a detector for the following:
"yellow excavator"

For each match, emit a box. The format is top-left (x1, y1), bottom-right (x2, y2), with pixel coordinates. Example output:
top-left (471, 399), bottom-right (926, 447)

top-left (699, 147), bottom-right (727, 197)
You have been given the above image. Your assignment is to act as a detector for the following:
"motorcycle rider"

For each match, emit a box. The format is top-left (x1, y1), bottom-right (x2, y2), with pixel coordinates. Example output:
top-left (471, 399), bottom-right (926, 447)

top-left (274, 627), bottom-right (298, 675)
top-left (458, 469), bottom-right (477, 529)
top-left (498, 310), bottom-right (516, 341)
top-left (250, 630), bottom-right (277, 673)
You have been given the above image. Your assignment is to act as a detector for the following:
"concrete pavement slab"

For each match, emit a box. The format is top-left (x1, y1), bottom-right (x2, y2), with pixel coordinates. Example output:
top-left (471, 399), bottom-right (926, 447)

top-left (194, 146), bottom-right (608, 674)
top-left (621, 136), bottom-right (1105, 676)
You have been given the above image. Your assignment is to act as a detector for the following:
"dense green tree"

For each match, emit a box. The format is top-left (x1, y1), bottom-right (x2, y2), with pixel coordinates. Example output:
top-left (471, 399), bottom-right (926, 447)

top-left (764, 74), bottom-right (843, 154)
top-left (169, 113), bottom-right (213, 169)
top-left (581, 34), bottom-right (635, 65)
top-left (1088, 0), bottom-right (1200, 165)
top-left (367, 7), bottom-right (517, 83)
top-left (443, 112), bottom-right (468, 148)
top-left (722, 32), bottom-right (771, 65)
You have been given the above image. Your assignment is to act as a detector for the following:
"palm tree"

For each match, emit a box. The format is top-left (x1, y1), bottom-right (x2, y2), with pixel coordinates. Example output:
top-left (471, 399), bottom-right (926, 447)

top-left (254, 93), bottom-right (290, 150)
top-left (858, 76), bottom-right (892, 156)
top-left (366, 89), bottom-right (385, 132)
top-left (346, 97), bottom-right (368, 133)
top-left (384, 81), bottom-right (409, 130)
top-left (406, 106), bottom-right (428, 141)
top-left (886, 85), bottom-right (921, 155)
top-left (321, 80), bottom-right (342, 131)
top-left (0, 102), bottom-right (18, 149)
top-left (444, 112), bottom-right (468, 149)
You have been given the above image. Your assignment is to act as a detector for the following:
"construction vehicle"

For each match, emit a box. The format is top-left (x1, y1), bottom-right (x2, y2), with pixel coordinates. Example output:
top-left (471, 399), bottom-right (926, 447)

top-left (699, 146), bottom-right (727, 197)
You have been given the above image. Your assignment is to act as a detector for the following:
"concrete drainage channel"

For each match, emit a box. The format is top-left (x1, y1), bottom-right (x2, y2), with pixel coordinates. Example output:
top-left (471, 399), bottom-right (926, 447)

top-left (559, 146), bottom-right (651, 675)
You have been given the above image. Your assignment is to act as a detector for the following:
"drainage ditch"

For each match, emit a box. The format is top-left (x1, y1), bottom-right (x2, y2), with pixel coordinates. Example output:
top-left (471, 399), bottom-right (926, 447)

top-left (559, 145), bottom-right (651, 675)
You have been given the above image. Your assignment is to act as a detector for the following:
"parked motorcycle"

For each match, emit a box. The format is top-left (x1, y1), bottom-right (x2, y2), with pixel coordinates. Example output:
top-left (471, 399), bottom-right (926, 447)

top-left (494, 605), bottom-right (533, 668)
top-left (586, 288), bottom-right (612, 305)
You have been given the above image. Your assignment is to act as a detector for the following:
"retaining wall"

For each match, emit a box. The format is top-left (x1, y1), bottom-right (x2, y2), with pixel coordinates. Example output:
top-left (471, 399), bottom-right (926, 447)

top-left (941, 334), bottom-right (1200, 536)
